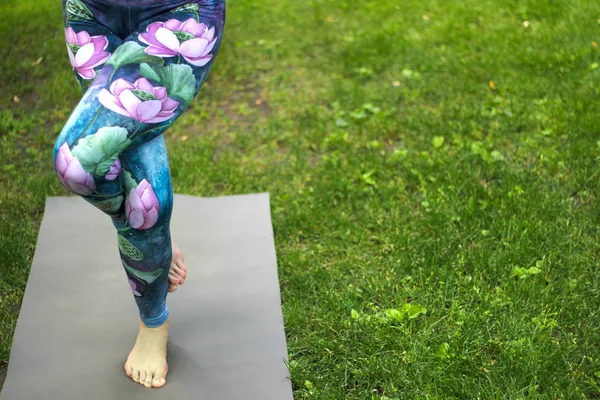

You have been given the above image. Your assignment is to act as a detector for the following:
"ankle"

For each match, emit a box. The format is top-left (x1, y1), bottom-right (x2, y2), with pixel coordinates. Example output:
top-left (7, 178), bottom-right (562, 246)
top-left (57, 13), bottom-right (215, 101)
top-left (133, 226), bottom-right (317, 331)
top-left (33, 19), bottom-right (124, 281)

top-left (139, 319), bottom-right (170, 331)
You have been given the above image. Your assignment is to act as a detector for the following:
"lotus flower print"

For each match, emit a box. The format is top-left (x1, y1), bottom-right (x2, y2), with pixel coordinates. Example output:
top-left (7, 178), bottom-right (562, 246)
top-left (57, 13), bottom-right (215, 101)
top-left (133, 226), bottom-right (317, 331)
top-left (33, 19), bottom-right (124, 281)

top-left (65, 27), bottom-right (111, 79)
top-left (125, 179), bottom-right (160, 230)
top-left (104, 158), bottom-right (122, 181)
top-left (129, 278), bottom-right (142, 296)
top-left (98, 77), bottom-right (179, 123)
top-left (55, 143), bottom-right (96, 195)
top-left (139, 18), bottom-right (217, 66)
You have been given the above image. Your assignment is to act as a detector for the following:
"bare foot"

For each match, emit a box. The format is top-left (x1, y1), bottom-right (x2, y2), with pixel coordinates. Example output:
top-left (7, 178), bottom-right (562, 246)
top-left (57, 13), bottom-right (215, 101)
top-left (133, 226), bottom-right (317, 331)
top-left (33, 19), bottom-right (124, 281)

top-left (168, 244), bottom-right (187, 293)
top-left (124, 319), bottom-right (169, 388)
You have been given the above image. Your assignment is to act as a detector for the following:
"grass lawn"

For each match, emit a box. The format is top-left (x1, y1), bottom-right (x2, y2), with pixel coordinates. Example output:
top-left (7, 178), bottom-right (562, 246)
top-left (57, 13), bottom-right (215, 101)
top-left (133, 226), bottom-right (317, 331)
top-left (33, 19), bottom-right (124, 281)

top-left (2, 0), bottom-right (600, 397)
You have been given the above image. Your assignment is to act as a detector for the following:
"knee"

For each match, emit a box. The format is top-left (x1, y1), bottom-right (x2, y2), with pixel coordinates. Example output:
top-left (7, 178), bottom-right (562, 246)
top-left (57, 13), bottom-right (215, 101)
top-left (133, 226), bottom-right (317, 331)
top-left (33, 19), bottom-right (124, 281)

top-left (53, 139), bottom-right (97, 196)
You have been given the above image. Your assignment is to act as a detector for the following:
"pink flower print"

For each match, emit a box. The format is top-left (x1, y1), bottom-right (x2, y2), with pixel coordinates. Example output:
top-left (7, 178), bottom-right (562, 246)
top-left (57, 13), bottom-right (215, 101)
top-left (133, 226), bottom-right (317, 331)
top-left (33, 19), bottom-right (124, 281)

top-left (139, 18), bottom-right (217, 66)
top-left (129, 279), bottom-right (142, 296)
top-left (104, 158), bottom-right (122, 181)
top-left (65, 27), bottom-right (111, 79)
top-left (55, 143), bottom-right (96, 195)
top-left (98, 77), bottom-right (179, 123)
top-left (125, 179), bottom-right (160, 230)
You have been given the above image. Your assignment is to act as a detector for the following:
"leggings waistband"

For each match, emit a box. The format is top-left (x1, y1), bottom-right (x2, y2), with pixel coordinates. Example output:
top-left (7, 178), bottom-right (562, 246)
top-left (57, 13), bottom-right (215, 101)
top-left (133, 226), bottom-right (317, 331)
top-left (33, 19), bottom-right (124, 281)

top-left (83, 0), bottom-right (223, 7)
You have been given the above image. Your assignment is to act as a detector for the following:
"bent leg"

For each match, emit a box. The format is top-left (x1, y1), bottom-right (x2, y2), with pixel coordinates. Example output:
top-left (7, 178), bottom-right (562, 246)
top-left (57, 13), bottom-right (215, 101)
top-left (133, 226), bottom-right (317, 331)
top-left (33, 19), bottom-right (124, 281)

top-left (55, 1), bottom-right (126, 219)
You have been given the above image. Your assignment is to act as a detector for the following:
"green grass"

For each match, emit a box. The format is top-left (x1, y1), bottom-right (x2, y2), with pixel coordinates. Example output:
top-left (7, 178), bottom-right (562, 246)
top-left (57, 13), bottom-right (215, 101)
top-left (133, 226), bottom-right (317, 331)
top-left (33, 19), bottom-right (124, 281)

top-left (2, 0), bottom-right (600, 397)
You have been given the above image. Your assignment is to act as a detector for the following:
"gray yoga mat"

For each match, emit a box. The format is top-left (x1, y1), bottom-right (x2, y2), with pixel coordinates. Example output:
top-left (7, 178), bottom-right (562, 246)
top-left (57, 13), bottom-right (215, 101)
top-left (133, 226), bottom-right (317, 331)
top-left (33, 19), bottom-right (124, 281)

top-left (1, 194), bottom-right (293, 400)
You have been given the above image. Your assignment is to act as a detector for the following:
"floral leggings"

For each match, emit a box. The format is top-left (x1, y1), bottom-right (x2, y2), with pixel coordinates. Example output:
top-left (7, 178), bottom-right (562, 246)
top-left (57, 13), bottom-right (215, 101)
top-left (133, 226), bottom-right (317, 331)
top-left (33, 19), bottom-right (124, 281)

top-left (53, 0), bottom-right (225, 327)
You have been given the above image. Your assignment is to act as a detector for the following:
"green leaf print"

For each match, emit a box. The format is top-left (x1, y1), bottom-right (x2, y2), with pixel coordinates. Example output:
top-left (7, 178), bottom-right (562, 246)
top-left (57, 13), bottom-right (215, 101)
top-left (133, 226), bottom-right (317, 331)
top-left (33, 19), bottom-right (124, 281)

top-left (106, 42), bottom-right (164, 70)
top-left (72, 127), bottom-right (131, 177)
top-left (123, 170), bottom-right (138, 193)
top-left (139, 63), bottom-right (196, 105)
top-left (170, 3), bottom-right (200, 13)
top-left (94, 195), bottom-right (123, 212)
top-left (138, 63), bottom-right (161, 83)
top-left (118, 235), bottom-right (144, 261)
top-left (65, 0), bottom-right (94, 21)
top-left (122, 261), bottom-right (165, 285)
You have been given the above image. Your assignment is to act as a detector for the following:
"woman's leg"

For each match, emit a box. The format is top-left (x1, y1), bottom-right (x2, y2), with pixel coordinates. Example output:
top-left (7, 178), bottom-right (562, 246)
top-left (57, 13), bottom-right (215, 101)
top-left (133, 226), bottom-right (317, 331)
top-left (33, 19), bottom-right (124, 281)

top-left (53, 0), bottom-right (225, 388)
top-left (55, 1), bottom-right (176, 328)
top-left (119, 135), bottom-right (173, 387)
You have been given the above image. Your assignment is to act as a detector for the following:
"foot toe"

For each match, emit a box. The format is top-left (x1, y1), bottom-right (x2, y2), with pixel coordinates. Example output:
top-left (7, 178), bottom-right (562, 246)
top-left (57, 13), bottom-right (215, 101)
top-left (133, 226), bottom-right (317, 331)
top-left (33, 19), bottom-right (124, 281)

top-left (138, 370), bottom-right (147, 385)
top-left (124, 364), bottom-right (133, 377)
top-left (132, 369), bottom-right (140, 383)
top-left (152, 377), bottom-right (166, 388)
top-left (168, 245), bottom-right (187, 292)
top-left (144, 372), bottom-right (153, 388)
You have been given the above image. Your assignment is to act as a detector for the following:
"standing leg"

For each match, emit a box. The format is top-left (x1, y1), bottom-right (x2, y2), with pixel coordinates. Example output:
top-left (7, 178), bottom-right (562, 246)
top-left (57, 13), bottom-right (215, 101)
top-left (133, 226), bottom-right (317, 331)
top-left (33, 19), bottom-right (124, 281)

top-left (121, 2), bottom-right (225, 386)
top-left (119, 135), bottom-right (173, 387)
